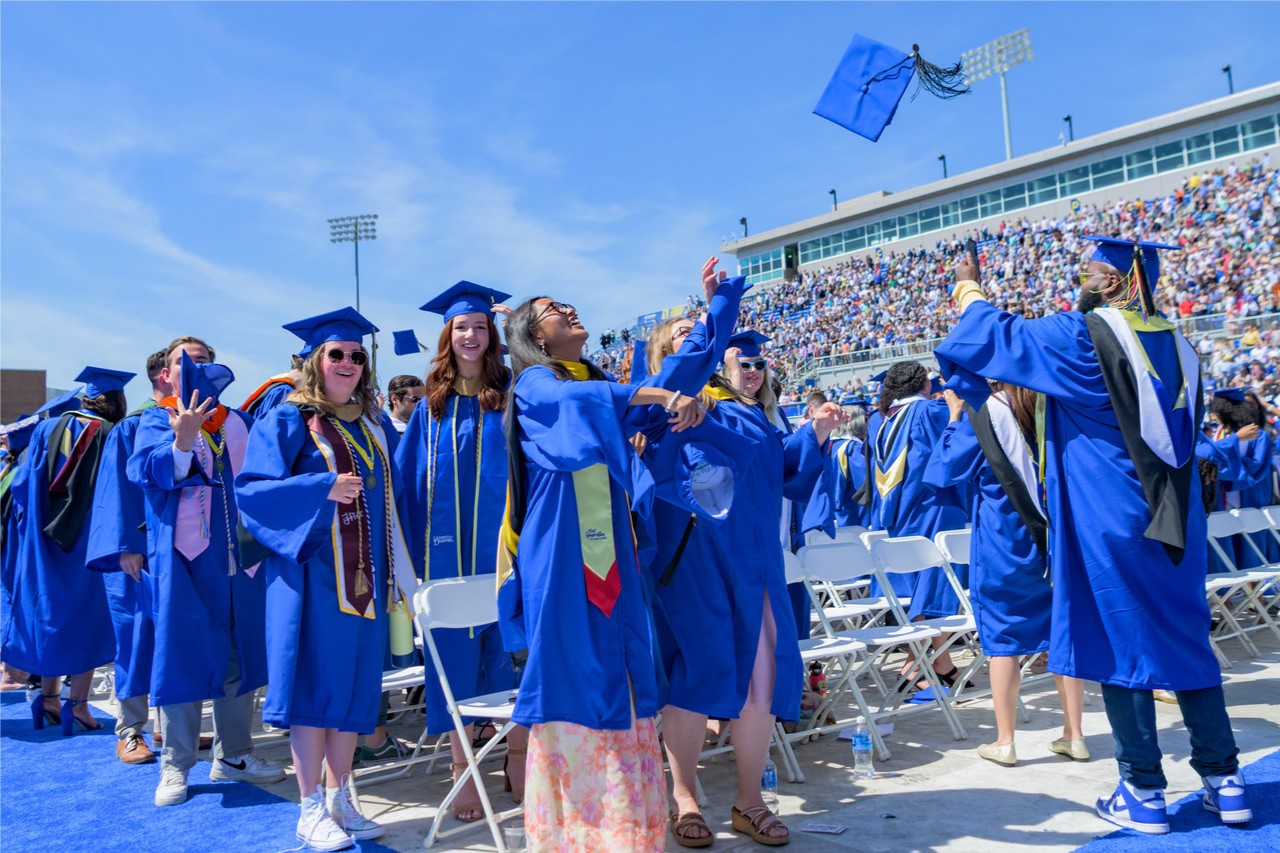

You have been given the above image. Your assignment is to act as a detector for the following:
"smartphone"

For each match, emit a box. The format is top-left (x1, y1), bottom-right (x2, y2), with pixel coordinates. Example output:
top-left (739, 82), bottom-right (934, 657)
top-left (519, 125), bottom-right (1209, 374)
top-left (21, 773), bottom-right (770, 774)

top-left (964, 238), bottom-right (980, 274)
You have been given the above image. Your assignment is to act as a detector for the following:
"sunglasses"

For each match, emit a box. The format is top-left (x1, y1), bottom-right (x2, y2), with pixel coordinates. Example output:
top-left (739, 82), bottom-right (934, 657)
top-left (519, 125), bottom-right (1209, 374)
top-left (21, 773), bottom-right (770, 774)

top-left (739, 359), bottom-right (768, 371)
top-left (536, 301), bottom-right (577, 322)
top-left (325, 348), bottom-right (368, 366)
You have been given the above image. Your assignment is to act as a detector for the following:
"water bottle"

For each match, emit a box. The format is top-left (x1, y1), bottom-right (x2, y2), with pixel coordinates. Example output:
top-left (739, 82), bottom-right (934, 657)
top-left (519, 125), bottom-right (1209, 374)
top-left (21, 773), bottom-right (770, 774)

top-left (851, 717), bottom-right (875, 780)
top-left (760, 758), bottom-right (779, 812)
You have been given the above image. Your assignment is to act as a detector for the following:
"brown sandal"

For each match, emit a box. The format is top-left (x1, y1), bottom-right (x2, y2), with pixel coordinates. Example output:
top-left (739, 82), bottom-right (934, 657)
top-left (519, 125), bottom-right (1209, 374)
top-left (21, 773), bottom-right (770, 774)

top-left (670, 811), bottom-right (714, 848)
top-left (448, 762), bottom-right (484, 823)
top-left (731, 805), bottom-right (789, 846)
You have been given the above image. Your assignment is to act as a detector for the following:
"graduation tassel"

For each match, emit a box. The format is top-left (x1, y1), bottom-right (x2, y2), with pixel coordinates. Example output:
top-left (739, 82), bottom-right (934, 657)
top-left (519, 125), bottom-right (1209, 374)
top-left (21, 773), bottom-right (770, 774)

top-left (1131, 244), bottom-right (1153, 322)
top-left (909, 45), bottom-right (969, 100)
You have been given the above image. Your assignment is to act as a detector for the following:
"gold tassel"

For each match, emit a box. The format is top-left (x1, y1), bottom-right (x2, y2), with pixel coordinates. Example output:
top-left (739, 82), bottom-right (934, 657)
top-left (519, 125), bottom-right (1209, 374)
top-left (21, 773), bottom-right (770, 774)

top-left (355, 568), bottom-right (370, 598)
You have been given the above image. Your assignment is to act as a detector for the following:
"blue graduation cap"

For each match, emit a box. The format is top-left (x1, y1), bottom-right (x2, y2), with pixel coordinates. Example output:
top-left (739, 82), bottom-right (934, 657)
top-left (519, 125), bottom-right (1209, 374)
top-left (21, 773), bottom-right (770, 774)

top-left (814, 34), bottom-right (968, 142)
top-left (1083, 234), bottom-right (1180, 290)
top-left (419, 281), bottom-right (512, 321)
top-left (392, 330), bottom-right (423, 356)
top-left (1212, 387), bottom-right (1246, 402)
top-left (36, 388), bottom-right (83, 417)
top-left (74, 366), bottom-right (135, 398)
top-left (869, 369), bottom-right (889, 383)
top-left (1, 415), bottom-right (39, 453)
top-left (179, 350), bottom-right (236, 406)
top-left (727, 330), bottom-right (771, 358)
top-left (283, 307), bottom-right (378, 349)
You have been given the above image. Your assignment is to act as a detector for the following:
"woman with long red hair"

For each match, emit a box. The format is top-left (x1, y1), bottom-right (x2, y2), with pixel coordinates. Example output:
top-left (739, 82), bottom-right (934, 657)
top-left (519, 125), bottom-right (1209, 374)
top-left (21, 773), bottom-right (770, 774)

top-left (395, 281), bottom-right (528, 821)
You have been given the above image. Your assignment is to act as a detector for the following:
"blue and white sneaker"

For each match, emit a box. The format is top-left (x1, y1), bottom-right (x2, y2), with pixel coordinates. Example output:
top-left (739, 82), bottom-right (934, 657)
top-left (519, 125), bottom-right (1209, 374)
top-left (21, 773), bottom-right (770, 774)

top-left (1202, 773), bottom-right (1251, 824)
top-left (1095, 780), bottom-right (1169, 834)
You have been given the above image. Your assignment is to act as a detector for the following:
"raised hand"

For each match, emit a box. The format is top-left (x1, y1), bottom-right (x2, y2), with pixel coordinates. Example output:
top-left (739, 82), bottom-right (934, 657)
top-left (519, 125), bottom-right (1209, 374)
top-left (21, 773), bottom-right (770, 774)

top-left (1237, 423), bottom-right (1260, 442)
top-left (701, 256), bottom-right (728, 305)
top-left (809, 401), bottom-right (850, 445)
top-left (328, 472), bottom-right (363, 504)
top-left (169, 390), bottom-right (214, 452)
top-left (954, 252), bottom-right (979, 287)
top-left (491, 304), bottom-right (513, 318)
top-left (943, 389), bottom-right (965, 422)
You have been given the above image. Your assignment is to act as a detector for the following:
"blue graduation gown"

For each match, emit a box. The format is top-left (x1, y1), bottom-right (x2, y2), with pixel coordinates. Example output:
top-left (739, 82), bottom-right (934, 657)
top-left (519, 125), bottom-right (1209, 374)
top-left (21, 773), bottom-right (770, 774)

top-left (236, 406), bottom-right (404, 733)
top-left (646, 401), bottom-right (824, 721)
top-left (827, 437), bottom-right (870, 529)
top-left (935, 302), bottom-right (1219, 690)
top-left (867, 398), bottom-right (969, 618)
top-left (924, 417), bottom-right (1050, 657)
top-left (129, 407), bottom-right (269, 706)
top-left (2, 412), bottom-right (115, 675)
top-left (245, 380), bottom-right (295, 421)
top-left (86, 405), bottom-right (156, 699)
top-left (395, 391), bottom-right (513, 736)
top-left (502, 365), bottom-right (659, 730)
top-left (1220, 431), bottom-right (1276, 568)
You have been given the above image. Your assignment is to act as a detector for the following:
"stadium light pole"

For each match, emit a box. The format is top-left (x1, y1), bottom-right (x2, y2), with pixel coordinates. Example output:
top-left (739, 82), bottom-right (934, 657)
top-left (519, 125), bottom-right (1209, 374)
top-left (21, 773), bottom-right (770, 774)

top-left (328, 214), bottom-right (378, 312)
top-left (828, 189), bottom-right (838, 211)
top-left (739, 217), bottom-right (748, 238)
top-left (1063, 114), bottom-right (1074, 142)
top-left (961, 29), bottom-right (1033, 161)
top-left (1223, 64), bottom-right (1234, 95)
top-left (938, 154), bottom-right (948, 179)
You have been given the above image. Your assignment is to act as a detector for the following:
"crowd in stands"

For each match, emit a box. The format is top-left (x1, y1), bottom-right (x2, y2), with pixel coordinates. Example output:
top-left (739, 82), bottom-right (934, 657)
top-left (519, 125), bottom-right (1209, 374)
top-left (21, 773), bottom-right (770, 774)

top-left (591, 156), bottom-right (1280, 404)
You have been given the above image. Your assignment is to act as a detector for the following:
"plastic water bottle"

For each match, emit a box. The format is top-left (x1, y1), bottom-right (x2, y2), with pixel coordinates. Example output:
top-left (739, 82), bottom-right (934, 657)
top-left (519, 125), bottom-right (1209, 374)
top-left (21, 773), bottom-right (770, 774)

top-left (851, 717), bottom-right (874, 780)
top-left (760, 758), bottom-right (779, 812)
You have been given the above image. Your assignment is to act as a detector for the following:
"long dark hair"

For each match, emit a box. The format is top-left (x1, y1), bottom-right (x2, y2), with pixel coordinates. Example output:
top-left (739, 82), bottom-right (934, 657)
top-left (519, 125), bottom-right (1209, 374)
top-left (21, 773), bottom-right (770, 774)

top-left (503, 296), bottom-right (607, 382)
top-left (992, 382), bottom-right (1039, 449)
top-left (424, 315), bottom-right (510, 420)
top-left (83, 391), bottom-right (126, 424)
top-left (878, 362), bottom-right (929, 414)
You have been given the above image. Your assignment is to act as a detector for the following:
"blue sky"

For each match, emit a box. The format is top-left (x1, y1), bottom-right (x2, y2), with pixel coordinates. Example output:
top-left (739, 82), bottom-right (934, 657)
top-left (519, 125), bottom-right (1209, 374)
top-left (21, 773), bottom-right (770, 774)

top-left (4, 1), bottom-right (1280, 406)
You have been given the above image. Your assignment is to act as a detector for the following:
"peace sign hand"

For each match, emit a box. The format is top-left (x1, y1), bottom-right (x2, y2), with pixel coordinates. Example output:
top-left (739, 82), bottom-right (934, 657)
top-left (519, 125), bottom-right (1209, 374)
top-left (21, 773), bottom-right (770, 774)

top-left (169, 390), bottom-right (214, 452)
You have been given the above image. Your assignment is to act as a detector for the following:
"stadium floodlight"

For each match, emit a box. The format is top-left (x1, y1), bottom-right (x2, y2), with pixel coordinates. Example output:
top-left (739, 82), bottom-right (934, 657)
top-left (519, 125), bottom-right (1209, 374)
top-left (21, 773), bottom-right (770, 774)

top-left (961, 29), bottom-right (1033, 160)
top-left (1063, 114), bottom-right (1074, 143)
top-left (1223, 64), bottom-right (1234, 95)
top-left (328, 214), bottom-right (378, 312)
top-left (828, 188), bottom-right (838, 211)
top-left (938, 154), bottom-right (948, 179)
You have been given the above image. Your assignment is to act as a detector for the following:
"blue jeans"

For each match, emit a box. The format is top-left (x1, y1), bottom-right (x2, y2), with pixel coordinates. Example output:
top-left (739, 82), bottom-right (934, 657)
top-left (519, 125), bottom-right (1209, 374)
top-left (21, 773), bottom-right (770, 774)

top-left (1100, 684), bottom-right (1239, 790)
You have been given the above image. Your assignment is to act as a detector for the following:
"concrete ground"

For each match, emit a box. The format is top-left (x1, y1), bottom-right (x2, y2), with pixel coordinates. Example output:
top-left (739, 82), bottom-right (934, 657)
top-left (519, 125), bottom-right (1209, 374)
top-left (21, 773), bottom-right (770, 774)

top-left (167, 633), bottom-right (1279, 852)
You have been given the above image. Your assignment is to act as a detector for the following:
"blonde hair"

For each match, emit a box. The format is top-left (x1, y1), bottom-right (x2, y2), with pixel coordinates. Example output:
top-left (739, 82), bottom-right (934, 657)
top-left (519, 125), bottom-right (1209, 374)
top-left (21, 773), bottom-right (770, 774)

top-left (287, 344), bottom-right (380, 418)
top-left (646, 316), bottom-right (750, 410)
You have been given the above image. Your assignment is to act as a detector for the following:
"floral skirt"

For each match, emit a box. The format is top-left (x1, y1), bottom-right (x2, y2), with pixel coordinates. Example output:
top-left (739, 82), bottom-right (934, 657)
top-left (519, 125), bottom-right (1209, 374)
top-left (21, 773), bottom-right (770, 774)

top-left (524, 717), bottom-right (667, 852)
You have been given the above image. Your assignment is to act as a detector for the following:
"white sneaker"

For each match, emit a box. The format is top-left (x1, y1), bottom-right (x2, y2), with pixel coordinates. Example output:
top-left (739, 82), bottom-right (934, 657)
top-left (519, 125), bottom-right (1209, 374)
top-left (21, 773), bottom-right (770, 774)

top-left (297, 788), bottom-right (353, 852)
top-left (326, 777), bottom-right (385, 840)
top-left (154, 764), bottom-right (190, 807)
top-left (209, 752), bottom-right (287, 784)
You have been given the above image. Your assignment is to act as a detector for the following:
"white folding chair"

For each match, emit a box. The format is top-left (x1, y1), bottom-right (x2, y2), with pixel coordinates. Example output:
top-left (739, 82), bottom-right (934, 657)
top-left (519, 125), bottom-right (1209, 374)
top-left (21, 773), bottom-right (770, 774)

top-left (866, 536), bottom-right (972, 744)
top-left (1204, 511), bottom-right (1267, 664)
top-left (804, 526), bottom-right (874, 603)
top-left (1225, 508), bottom-right (1280, 645)
top-left (415, 576), bottom-right (520, 852)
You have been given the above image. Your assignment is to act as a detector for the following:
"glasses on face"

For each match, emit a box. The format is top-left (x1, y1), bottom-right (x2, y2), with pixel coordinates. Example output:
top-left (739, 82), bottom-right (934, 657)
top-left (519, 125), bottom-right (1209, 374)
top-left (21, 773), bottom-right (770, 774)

top-left (739, 359), bottom-right (767, 372)
top-left (325, 348), bottom-right (368, 366)
top-left (536, 301), bottom-right (576, 323)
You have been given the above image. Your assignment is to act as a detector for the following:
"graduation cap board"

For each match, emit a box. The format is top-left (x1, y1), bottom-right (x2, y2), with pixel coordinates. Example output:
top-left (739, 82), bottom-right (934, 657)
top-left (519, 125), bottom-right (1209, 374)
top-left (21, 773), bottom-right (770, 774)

top-left (179, 350), bottom-right (236, 407)
top-left (1083, 234), bottom-right (1180, 320)
top-left (419, 281), bottom-right (512, 321)
top-left (74, 366), bottom-right (135, 398)
top-left (814, 34), bottom-right (968, 142)
top-left (392, 330), bottom-right (424, 356)
top-left (727, 330), bottom-right (770, 359)
top-left (36, 387), bottom-right (83, 417)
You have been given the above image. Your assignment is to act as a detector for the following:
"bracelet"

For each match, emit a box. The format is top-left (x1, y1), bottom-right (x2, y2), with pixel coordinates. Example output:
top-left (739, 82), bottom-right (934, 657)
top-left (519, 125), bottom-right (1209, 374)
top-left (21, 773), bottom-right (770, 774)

top-left (664, 391), bottom-right (683, 414)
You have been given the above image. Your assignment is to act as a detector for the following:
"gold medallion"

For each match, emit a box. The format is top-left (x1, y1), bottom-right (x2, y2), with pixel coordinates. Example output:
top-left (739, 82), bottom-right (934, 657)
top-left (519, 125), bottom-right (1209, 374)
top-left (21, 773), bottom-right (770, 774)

top-left (365, 475), bottom-right (376, 489)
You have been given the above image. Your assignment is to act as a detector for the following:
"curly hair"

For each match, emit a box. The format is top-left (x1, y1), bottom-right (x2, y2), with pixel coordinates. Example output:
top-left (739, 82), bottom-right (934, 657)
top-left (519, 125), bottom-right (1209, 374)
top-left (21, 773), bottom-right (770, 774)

top-left (878, 361), bottom-right (930, 414)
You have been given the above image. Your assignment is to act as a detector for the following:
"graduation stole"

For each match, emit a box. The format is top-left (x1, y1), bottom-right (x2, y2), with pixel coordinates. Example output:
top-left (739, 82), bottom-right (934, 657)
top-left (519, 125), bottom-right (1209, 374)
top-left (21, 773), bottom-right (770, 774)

top-left (873, 396), bottom-right (923, 499)
top-left (240, 374), bottom-right (295, 416)
top-left (970, 394), bottom-right (1048, 556)
top-left (305, 411), bottom-right (416, 619)
top-left (423, 393), bottom-right (485, 580)
top-left (1085, 308), bottom-right (1201, 563)
top-left (558, 362), bottom-right (622, 617)
top-left (165, 404), bottom-right (250, 573)
top-left (43, 410), bottom-right (110, 552)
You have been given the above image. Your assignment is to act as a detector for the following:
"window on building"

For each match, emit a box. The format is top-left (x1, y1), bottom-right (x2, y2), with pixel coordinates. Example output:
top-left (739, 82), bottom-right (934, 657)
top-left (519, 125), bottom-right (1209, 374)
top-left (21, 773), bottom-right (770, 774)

top-left (1154, 140), bottom-right (1185, 173)
top-left (958, 196), bottom-right (979, 223)
top-left (1001, 182), bottom-right (1027, 213)
top-left (1091, 156), bottom-right (1124, 189)
top-left (1061, 165), bottom-right (1090, 195)
top-left (1242, 115), bottom-right (1277, 150)
top-left (1212, 125), bottom-right (1241, 158)
top-left (1185, 132), bottom-right (1213, 164)
top-left (1028, 174), bottom-right (1059, 205)
top-left (979, 190), bottom-right (1003, 218)
top-left (918, 206), bottom-right (941, 232)
top-left (1125, 148), bottom-right (1155, 180)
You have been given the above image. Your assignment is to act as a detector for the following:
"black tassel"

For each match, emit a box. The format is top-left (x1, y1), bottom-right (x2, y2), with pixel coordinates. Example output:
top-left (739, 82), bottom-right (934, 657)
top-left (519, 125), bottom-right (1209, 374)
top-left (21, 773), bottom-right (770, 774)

top-left (910, 45), bottom-right (969, 101)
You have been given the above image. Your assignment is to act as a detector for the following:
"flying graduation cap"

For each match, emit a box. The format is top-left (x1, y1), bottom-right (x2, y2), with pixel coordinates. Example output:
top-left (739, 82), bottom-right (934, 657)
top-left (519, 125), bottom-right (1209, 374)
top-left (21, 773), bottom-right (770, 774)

top-left (814, 34), bottom-right (968, 142)
top-left (392, 330), bottom-right (424, 356)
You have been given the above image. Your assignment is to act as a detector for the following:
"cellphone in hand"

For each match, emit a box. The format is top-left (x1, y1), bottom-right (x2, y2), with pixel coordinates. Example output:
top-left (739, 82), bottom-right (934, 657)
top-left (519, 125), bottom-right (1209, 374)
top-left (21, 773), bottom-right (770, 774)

top-left (964, 238), bottom-right (980, 273)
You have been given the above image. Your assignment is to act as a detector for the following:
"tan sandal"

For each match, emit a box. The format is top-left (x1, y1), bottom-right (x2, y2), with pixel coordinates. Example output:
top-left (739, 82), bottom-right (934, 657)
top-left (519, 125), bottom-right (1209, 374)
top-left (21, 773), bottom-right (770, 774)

top-left (448, 762), bottom-right (484, 822)
top-left (731, 805), bottom-right (789, 846)
top-left (503, 747), bottom-right (527, 804)
top-left (670, 811), bottom-right (714, 848)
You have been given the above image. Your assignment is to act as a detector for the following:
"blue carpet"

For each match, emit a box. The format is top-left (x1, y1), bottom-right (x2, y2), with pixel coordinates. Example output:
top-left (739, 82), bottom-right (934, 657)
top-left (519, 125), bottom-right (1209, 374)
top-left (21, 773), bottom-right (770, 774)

top-left (0, 692), bottom-right (396, 852)
top-left (1075, 748), bottom-right (1280, 852)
